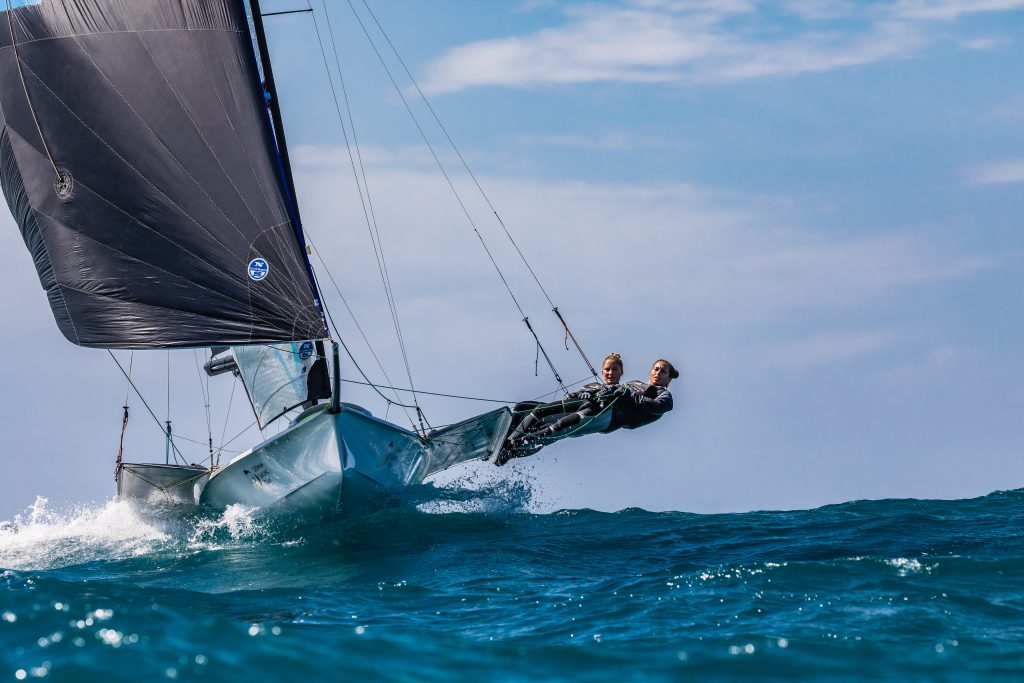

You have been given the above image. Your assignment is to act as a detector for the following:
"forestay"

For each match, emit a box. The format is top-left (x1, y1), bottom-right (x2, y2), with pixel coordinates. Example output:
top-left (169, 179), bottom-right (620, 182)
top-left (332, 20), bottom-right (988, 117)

top-left (0, 0), bottom-right (325, 348)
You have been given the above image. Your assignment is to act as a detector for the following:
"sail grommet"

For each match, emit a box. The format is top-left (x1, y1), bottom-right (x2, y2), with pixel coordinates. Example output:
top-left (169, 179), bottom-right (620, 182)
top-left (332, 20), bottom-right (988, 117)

top-left (53, 168), bottom-right (73, 199)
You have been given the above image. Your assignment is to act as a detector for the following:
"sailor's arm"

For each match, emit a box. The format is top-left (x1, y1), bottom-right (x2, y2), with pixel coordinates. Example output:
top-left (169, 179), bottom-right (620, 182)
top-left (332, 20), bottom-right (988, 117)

top-left (566, 381), bottom-right (605, 401)
top-left (630, 386), bottom-right (674, 415)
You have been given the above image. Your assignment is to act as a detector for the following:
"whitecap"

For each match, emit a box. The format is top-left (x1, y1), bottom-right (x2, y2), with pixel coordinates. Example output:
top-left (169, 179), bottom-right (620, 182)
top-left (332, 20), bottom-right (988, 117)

top-left (0, 496), bottom-right (170, 570)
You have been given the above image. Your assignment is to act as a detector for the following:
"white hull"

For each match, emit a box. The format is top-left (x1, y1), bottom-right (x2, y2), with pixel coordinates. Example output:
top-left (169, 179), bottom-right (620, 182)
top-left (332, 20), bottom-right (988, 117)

top-left (116, 463), bottom-right (210, 504)
top-left (118, 405), bottom-right (512, 520)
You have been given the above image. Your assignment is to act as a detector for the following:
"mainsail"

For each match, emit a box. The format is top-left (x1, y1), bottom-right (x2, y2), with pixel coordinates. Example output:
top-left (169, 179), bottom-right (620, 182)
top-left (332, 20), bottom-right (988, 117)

top-left (0, 0), bottom-right (325, 348)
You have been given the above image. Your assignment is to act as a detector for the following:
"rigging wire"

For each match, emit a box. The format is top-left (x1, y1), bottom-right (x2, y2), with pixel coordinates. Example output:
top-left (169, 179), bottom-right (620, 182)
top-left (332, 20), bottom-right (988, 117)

top-left (108, 351), bottom-right (187, 465)
top-left (354, 0), bottom-right (599, 382)
top-left (216, 374), bottom-right (239, 465)
top-left (165, 350), bottom-right (174, 464)
top-left (192, 349), bottom-right (214, 463)
top-left (338, 374), bottom-right (592, 405)
top-left (310, 0), bottom-right (424, 423)
top-left (217, 418), bottom-right (260, 454)
top-left (298, 0), bottom-right (418, 426)
top-left (114, 351), bottom-right (134, 479)
top-left (340, 0), bottom-right (568, 393)
top-left (358, 0), bottom-right (599, 381)
top-left (303, 243), bottom-right (430, 431)
top-left (305, 237), bottom-right (416, 425)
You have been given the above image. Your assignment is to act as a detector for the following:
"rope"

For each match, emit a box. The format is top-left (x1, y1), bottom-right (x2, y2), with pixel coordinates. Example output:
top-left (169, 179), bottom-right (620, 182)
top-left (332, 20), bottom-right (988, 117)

top-left (305, 246), bottom-right (425, 431)
top-left (216, 374), bottom-right (238, 465)
top-left (107, 351), bottom-right (187, 465)
top-left (524, 317), bottom-right (564, 389)
top-left (192, 350), bottom-right (214, 463)
top-left (114, 351), bottom-right (133, 479)
top-left (216, 418), bottom-right (259, 456)
top-left (554, 307), bottom-right (598, 379)
top-left (309, 0), bottom-right (424, 417)
top-left (5, 1), bottom-right (60, 178)
top-left (114, 405), bottom-right (129, 481)
top-left (341, 0), bottom-right (568, 392)
top-left (356, 0), bottom-right (597, 383)
top-left (165, 350), bottom-right (173, 465)
top-left (306, 234), bottom-right (416, 428)
top-left (338, 377), bottom-right (514, 404)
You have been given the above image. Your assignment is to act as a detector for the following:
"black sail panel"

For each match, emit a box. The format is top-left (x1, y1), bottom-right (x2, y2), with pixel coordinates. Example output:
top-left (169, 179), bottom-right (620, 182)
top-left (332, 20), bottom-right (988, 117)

top-left (0, 0), bottom-right (325, 348)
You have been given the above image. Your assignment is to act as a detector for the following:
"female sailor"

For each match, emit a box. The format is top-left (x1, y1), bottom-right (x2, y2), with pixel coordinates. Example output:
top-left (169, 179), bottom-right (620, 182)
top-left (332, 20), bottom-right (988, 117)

top-left (496, 357), bottom-right (678, 465)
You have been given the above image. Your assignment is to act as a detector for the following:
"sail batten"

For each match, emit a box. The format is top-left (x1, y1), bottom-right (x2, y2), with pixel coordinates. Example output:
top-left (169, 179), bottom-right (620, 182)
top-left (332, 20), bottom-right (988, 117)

top-left (0, 0), bottom-right (325, 348)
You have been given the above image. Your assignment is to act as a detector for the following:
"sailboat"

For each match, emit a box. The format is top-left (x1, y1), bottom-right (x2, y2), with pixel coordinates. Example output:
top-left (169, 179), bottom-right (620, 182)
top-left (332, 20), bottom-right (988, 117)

top-left (0, 0), bottom-right (516, 518)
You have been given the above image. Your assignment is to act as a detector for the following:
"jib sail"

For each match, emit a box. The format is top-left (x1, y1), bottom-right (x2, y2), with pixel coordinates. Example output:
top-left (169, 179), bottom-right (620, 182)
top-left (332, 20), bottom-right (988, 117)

top-left (231, 340), bottom-right (331, 428)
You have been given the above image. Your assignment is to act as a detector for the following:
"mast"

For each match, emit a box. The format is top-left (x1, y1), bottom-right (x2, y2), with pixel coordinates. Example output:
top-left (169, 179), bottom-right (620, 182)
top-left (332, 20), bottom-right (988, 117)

top-left (248, 0), bottom-right (325, 318)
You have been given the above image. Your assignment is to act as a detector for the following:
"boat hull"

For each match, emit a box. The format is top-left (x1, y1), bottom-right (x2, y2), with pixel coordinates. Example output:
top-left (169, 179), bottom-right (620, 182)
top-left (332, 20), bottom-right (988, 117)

top-left (116, 463), bottom-right (210, 504)
top-left (199, 406), bottom-right (425, 518)
top-left (118, 406), bottom-right (512, 519)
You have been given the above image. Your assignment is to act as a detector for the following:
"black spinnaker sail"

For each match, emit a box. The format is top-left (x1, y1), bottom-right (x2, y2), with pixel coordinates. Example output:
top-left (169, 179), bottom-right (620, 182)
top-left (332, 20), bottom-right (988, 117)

top-left (0, 0), bottom-right (325, 348)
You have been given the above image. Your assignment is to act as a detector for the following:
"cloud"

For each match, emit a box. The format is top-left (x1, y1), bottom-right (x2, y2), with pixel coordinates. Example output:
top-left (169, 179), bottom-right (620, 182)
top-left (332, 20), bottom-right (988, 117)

top-left (290, 145), bottom-right (993, 375)
top-left (891, 0), bottom-right (1024, 20)
top-left (991, 95), bottom-right (1024, 121)
top-left (958, 36), bottom-right (1010, 50)
top-left (514, 132), bottom-right (642, 150)
top-left (762, 331), bottom-right (900, 370)
top-left (419, 0), bottom-right (1024, 93)
top-left (964, 158), bottom-right (1024, 185)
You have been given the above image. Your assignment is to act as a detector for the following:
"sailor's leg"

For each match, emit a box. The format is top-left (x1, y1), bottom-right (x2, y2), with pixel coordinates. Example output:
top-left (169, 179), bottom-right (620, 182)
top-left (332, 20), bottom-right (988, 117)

top-left (507, 401), bottom-right (575, 443)
top-left (536, 406), bottom-right (595, 438)
top-left (508, 401), bottom-right (543, 435)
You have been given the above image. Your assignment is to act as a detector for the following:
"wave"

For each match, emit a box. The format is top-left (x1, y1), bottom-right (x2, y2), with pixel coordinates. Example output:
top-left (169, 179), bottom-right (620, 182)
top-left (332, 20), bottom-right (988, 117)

top-left (3, 486), bottom-right (1023, 577)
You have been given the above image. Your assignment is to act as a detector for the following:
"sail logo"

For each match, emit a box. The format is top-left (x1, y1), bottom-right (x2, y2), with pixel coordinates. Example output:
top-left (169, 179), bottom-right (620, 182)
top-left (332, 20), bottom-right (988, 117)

top-left (298, 341), bottom-right (314, 360)
top-left (247, 258), bottom-right (269, 281)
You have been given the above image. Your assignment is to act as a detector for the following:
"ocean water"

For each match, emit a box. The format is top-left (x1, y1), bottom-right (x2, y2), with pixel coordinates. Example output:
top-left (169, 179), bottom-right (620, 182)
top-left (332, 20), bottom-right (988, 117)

top-left (3, 484), bottom-right (1024, 682)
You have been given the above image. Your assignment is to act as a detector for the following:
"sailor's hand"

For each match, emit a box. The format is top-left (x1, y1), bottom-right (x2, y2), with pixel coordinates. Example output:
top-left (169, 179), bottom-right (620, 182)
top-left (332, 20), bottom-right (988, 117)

top-left (577, 390), bottom-right (593, 400)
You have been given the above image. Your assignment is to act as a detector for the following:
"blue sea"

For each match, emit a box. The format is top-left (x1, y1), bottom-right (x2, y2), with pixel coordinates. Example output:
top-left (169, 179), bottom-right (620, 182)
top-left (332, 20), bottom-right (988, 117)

top-left (3, 484), bottom-right (1024, 681)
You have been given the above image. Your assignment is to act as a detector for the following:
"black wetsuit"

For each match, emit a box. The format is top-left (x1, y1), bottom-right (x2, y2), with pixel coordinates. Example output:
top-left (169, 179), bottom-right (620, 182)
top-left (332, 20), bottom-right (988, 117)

top-left (497, 380), bottom-right (673, 465)
top-left (602, 380), bottom-right (673, 433)
top-left (508, 382), bottom-right (619, 442)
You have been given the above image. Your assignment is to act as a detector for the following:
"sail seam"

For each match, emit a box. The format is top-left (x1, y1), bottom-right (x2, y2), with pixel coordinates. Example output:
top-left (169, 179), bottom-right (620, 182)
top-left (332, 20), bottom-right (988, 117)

top-left (190, 32), bottom-right (296, 340)
top-left (70, 32), bottom-right (261, 257)
top-left (2, 122), bottom-right (272, 303)
top-left (30, 204), bottom-right (285, 330)
top-left (14, 58), bottom-right (249, 264)
top-left (132, 33), bottom-right (254, 246)
top-left (288, 305), bottom-right (322, 342)
top-left (55, 281), bottom-right (303, 335)
top-left (190, 29), bottom-right (277, 224)
top-left (0, 28), bottom-right (245, 51)
top-left (244, 221), bottom-right (313, 342)
top-left (75, 30), bottom-right (312, 341)
top-left (248, 219), bottom-right (309, 301)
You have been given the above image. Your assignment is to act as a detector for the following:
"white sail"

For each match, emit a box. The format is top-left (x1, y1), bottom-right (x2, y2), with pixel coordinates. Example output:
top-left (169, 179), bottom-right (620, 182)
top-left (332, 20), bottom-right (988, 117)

top-left (233, 341), bottom-right (329, 427)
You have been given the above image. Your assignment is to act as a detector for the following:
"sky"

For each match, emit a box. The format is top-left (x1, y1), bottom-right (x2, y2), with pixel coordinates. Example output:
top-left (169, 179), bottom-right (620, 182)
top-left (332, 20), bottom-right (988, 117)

top-left (1, 0), bottom-right (1022, 519)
